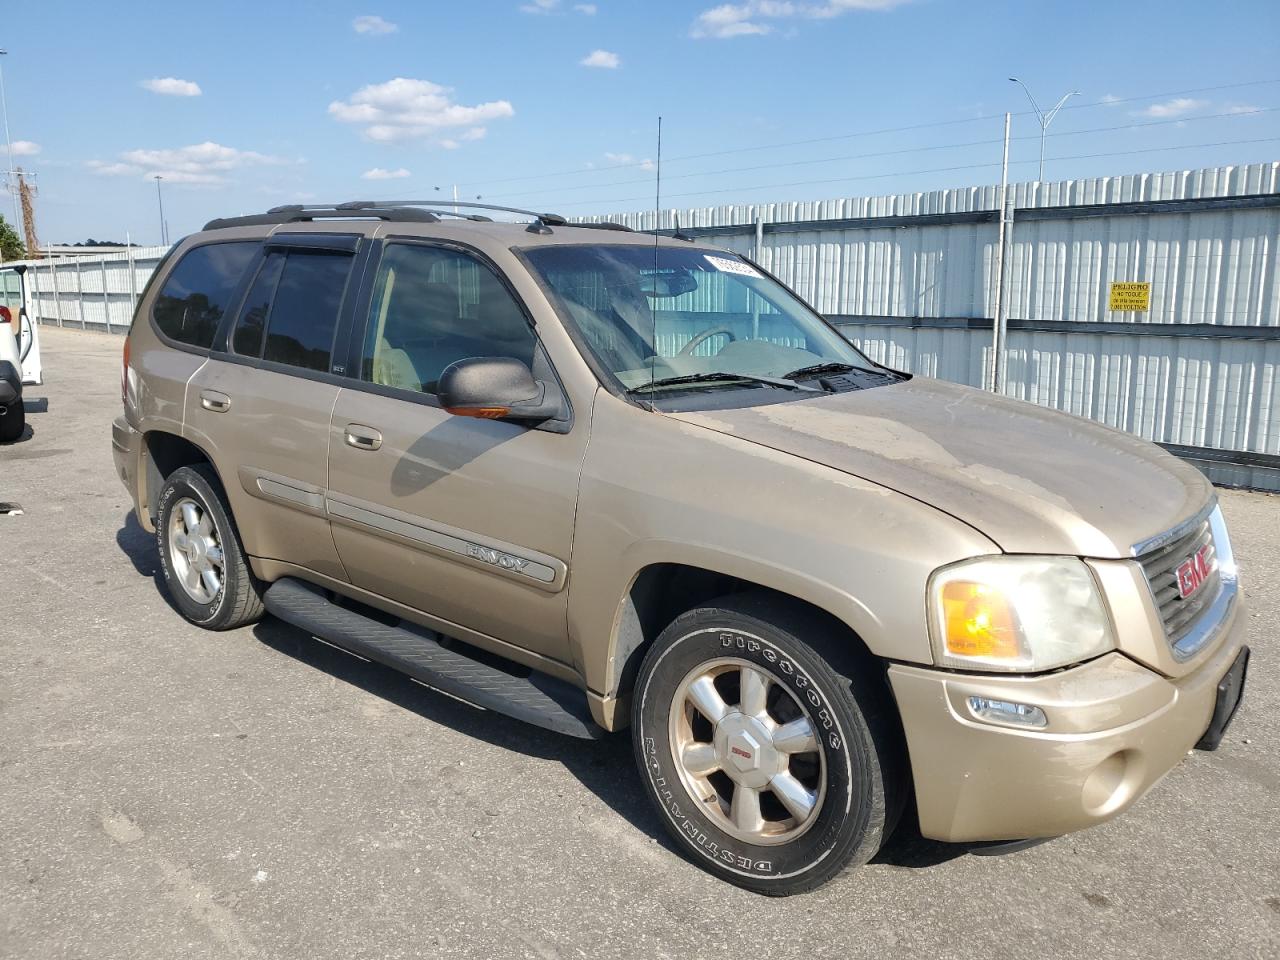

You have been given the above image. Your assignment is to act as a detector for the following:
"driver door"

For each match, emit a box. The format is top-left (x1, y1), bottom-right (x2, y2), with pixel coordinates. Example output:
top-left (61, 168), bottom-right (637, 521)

top-left (326, 240), bottom-right (587, 667)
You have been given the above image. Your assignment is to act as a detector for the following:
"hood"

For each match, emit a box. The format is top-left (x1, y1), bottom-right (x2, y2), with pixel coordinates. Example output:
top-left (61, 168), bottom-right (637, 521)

top-left (670, 378), bottom-right (1212, 559)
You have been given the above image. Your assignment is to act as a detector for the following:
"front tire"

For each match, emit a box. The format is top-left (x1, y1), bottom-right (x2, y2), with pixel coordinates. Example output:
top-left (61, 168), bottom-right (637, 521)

top-left (632, 594), bottom-right (904, 895)
top-left (156, 464), bottom-right (264, 630)
top-left (0, 400), bottom-right (24, 442)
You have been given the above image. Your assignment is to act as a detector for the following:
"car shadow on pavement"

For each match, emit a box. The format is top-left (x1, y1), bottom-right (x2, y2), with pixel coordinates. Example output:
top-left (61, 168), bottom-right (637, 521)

top-left (250, 614), bottom-right (675, 853)
top-left (116, 510), bottom-right (162, 578)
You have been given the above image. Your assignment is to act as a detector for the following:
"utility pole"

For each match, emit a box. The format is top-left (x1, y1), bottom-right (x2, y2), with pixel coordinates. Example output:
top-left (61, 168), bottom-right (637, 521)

top-left (990, 112), bottom-right (1011, 393)
top-left (1008, 78), bottom-right (1079, 181)
top-left (154, 175), bottom-right (168, 245)
top-left (0, 49), bottom-right (22, 237)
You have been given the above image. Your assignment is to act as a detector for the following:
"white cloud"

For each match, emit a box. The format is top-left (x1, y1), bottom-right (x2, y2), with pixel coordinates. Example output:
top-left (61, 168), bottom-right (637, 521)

top-left (329, 78), bottom-right (515, 143)
top-left (1227, 104), bottom-right (1262, 114)
top-left (691, 0), bottom-right (908, 38)
top-left (1138, 97), bottom-right (1208, 119)
top-left (87, 141), bottom-right (288, 185)
top-left (604, 151), bottom-right (655, 171)
top-left (10, 140), bottom-right (40, 157)
top-left (141, 77), bottom-right (202, 97)
top-left (574, 3), bottom-right (597, 12)
top-left (1100, 93), bottom-right (1122, 106)
top-left (520, 0), bottom-right (559, 12)
top-left (361, 167), bottom-right (411, 180)
top-left (353, 15), bottom-right (398, 35)
top-left (581, 49), bottom-right (620, 68)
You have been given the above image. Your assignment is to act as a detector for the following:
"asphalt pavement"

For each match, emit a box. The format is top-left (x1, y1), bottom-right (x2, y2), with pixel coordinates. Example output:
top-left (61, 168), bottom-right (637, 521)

top-left (2, 325), bottom-right (1277, 959)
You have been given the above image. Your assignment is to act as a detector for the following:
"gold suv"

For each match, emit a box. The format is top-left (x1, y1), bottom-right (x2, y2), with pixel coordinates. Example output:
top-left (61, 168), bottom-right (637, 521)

top-left (113, 201), bottom-right (1249, 895)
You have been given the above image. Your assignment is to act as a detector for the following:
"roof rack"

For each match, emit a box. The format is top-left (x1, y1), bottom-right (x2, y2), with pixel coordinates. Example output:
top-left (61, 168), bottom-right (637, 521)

top-left (203, 200), bottom-right (633, 234)
top-left (203, 205), bottom-right (444, 231)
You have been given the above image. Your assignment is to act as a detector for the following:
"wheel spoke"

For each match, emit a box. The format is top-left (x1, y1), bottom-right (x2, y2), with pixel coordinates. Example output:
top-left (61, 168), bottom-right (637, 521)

top-left (773, 717), bottom-right (818, 755)
top-left (681, 742), bottom-right (720, 777)
top-left (205, 544), bottom-right (224, 567)
top-left (686, 676), bottom-right (729, 724)
top-left (200, 568), bottom-right (221, 597)
top-left (770, 772), bottom-right (817, 822)
top-left (181, 562), bottom-right (201, 594)
top-left (180, 502), bottom-right (200, 534)
top-left (171, 532), bottom-right (190, 552)
top-left (738, 666), bottom-right (769, 718)
top-left (730, 785), bottom-right (764, 834)
top-left (196, 513), bottom-right (213, 537)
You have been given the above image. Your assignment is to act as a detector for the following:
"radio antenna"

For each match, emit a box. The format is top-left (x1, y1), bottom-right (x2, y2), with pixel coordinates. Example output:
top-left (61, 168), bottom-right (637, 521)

top-left (647, 115), bottom-right (663, 406)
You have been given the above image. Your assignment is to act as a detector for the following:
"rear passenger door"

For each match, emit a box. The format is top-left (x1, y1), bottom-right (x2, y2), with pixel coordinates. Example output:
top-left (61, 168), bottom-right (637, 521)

top-left (185, 233), bottom-right (364, 583)
top-left (326, 240), bottom-right (587, 667)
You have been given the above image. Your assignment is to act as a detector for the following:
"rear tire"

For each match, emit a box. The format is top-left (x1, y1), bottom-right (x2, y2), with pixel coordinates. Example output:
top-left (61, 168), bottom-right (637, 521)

top-left (632, 593), bottom-right (905, 895)
top-left (0, 400), bottom-right (24, 442)
top-left (156, 463), bottom-right (264, 630)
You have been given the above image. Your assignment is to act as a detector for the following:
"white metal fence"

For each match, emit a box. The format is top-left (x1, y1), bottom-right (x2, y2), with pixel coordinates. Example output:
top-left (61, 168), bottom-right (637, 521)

top-left (3, 245), bottom-right (168, 333)
top-left (585, 161), bottom-right (1280, 490)
top-left (3, 162), bottom-right (1278, 489)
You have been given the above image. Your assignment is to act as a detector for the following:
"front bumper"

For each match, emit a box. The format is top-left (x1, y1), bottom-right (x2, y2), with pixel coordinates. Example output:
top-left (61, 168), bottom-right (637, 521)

top-left (889, 596), bottom-right (1248, 843)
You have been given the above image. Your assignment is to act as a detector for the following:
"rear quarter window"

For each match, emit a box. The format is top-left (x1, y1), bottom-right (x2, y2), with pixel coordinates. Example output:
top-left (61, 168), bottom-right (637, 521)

top-left (152, 241), bottom-right (259, 350)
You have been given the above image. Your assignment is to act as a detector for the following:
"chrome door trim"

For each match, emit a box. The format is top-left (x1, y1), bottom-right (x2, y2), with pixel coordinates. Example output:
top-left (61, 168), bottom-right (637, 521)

top-left (325, 491), bottom-right (567, 592)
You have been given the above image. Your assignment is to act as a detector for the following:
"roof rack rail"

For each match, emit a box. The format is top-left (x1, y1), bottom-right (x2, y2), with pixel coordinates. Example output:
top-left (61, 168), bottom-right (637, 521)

top-left (203, 200), bottom-right (630, 234)
top-left (203, 205), bottom-right (443, 231)
top-left (363, 200), bottom-right (569, 226)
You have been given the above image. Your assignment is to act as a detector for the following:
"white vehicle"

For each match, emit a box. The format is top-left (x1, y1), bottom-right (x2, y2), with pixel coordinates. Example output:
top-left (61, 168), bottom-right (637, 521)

top-left (0, 269), bottom-right (41, 442)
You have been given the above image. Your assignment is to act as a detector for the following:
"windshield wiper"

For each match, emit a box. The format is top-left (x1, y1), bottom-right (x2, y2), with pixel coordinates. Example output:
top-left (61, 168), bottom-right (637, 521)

top-left (780, 361), bottom-right (864, 380)
top-left (627, 371), bottom-right (815, 394)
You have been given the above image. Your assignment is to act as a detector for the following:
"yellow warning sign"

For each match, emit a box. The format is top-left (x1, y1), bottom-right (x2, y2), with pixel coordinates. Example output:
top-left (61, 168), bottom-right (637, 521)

top-left (1109, 282), bottom-right (1151, 312)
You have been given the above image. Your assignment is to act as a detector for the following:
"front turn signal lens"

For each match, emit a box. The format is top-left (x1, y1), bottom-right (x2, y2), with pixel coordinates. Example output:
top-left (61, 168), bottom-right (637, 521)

top-left (941, 581), bottom-right (1021, 660)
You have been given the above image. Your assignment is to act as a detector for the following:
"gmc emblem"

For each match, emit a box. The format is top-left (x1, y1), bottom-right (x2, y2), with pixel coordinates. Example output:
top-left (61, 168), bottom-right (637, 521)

top-left (1176, 545), bottom-right (1213, 599)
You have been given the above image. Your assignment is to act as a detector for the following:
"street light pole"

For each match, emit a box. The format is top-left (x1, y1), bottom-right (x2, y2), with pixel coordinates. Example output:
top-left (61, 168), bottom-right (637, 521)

top-left (154, 175), bottom-right (167, 245)
top-left (0, 50), bottom-right (22, 237)
top-left (1008, 78), bottom-right (1079, 181)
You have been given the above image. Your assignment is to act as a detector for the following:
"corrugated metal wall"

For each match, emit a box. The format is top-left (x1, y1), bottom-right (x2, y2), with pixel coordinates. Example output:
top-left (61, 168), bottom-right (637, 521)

top-left (584, 162), bottom-right (1280, 489)
top-left (3, 162), bottom-right (1278, 488)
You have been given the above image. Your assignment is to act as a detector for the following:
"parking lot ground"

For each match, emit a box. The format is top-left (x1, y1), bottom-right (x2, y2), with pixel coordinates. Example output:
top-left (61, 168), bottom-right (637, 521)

top-left (2, 325), bottom-right (1278, 960)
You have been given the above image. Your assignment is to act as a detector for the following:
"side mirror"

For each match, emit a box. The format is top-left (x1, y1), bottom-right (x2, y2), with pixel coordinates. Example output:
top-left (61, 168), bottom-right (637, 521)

top-left (437, 357), bottom-right (559, 422)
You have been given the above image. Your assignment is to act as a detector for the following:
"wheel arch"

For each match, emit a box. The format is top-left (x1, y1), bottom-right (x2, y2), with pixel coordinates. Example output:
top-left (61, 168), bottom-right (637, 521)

top-left (140, 430), bottom-right (224, 530)
top-left (596, 557), bottom-right (888, 730)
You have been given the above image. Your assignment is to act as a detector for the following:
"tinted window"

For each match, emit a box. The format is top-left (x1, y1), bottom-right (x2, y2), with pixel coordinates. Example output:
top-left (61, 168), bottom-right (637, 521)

top-left (241, 249), bottom-right (353, 373)
top-left (153, 241), bottom-right (258, 349)
top-left (361, 244), bottom-right (537, 394)
top-left (232, 253), bottom-right (283, 358)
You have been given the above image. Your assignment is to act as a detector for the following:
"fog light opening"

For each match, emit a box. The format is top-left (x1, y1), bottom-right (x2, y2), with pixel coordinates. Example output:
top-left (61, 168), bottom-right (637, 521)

top-left (1082, 750), bottom-right (1141, 816)
top-left (966, 696), bottom-right (1048, 729)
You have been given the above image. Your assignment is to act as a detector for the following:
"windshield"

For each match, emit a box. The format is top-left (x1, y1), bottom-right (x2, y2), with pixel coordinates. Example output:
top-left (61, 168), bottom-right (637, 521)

top-left (520, 244), bottom-right (875, 394)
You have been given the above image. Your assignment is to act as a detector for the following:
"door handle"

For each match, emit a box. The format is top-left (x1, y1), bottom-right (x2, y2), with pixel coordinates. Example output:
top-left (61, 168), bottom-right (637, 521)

top-left (344, 424), bottom-right (382, 451)
top-left (200, 389), bottom-right (231, 413)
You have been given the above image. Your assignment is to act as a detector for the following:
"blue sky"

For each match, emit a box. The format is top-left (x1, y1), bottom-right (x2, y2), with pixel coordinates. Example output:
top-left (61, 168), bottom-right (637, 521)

top-left (4, 0), bottom-right (1279, 244)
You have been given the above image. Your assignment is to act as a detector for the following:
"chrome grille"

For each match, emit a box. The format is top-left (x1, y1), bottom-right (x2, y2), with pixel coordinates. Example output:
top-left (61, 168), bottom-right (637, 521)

top-left (1138, 518), bottom-right (1220, 645)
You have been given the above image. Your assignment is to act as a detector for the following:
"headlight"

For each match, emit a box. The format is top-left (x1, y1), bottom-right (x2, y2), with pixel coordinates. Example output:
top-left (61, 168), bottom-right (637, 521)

top-left (927, 556), bottom-right (1115, 672)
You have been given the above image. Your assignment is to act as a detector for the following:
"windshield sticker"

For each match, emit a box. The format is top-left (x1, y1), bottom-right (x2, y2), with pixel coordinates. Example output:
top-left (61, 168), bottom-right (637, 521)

top-left (704, 255), bottom-right (763, 279)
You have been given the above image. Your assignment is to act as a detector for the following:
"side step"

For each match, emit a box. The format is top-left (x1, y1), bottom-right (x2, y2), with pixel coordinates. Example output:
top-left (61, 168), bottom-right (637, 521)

top-left (263, 578), bottom-right (603, 739)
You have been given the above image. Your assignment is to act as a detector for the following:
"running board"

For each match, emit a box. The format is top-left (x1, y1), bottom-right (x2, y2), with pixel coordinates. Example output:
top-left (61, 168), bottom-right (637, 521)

top-left (263, 578), bottom-right (603, 739)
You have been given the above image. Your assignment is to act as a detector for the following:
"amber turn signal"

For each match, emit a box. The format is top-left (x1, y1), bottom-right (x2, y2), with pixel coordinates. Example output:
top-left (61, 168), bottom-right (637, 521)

top-left (444, 406), bottom-right (511, 419)
top-left (940, 581), bottom-right (1021, 660)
